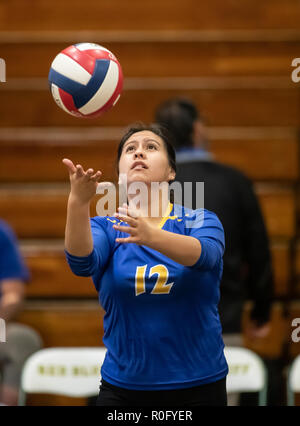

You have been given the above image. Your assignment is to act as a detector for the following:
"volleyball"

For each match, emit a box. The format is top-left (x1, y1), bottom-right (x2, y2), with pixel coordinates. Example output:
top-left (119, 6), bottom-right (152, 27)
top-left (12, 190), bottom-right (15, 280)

top-left (48, 43), bottom-right (123, 118)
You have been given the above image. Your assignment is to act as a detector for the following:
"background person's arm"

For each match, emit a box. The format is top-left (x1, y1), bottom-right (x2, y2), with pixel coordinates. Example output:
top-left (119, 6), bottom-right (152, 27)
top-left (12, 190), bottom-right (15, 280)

top-left (0, 279), bottom-right (25, 322)
top-left (0, 221), bottom-right (30, 321)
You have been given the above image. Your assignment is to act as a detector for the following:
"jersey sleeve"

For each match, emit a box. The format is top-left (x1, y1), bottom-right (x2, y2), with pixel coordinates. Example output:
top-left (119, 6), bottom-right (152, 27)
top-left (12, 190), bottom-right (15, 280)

top-left (0, 221), bottom-right (30, 282)
top-left (186, 209), bottom-right (225, 271)
top-left (65, 216), bottom-right (114, 281)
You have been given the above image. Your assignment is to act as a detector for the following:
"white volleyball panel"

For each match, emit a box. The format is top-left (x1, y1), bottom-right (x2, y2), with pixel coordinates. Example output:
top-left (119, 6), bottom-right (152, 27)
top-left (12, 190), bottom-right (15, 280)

top-left (50, 84), bottom-right (76, 116)
top-left (75, 43), bottom-right (111, 55)
top-left (79, 61), bottom-right (119, 115)
top-left (51, 53), bottom-right (91, 85)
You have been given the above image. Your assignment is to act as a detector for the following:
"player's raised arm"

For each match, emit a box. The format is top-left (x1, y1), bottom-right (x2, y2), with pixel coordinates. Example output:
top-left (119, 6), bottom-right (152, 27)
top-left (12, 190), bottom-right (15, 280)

top-left (62, 158), bottom-right (102, 256)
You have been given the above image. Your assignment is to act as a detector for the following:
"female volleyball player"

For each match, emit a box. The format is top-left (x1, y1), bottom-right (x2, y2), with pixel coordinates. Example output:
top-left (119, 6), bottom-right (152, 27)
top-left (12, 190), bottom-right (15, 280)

top-left (63, 123), bottom-right (228, 406)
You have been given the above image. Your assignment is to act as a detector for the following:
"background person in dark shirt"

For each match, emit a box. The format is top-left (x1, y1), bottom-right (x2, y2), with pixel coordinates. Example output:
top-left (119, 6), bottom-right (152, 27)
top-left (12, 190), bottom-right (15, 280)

top-left (155, 98), bottom-right (274, 404)
top-left (0, 220), bottom-right (42, 405)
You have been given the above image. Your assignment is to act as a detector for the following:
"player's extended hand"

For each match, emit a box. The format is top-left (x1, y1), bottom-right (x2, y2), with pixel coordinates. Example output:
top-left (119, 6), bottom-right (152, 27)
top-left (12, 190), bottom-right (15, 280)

top-left (62, 158), bottom-right (103, 204)
top-left (113, 204), bottom-right (157, 246)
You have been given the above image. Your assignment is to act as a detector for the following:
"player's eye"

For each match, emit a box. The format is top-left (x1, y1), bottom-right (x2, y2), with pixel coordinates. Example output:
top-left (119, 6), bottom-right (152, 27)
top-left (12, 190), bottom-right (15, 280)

top-left (147, 144), bottom-right (157, 150)
top-left (126, 145), bottom-right (135, 152)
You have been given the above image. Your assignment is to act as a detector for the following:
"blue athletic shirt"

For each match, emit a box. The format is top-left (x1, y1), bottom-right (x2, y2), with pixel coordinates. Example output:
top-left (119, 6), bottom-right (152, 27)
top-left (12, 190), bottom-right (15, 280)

top-left (0, 220), bottom-right (30, 297)
top-left (65, 203), bottom-right (228, 390)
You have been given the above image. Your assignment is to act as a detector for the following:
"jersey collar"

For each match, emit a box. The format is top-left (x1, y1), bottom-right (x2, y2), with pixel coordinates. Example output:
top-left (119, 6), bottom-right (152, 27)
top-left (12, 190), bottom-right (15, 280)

top-left (158, 202), bottom-right (173, 229)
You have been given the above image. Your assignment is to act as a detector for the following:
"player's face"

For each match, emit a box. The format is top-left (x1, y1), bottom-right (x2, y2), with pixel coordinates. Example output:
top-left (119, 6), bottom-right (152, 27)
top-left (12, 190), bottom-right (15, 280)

top-left (118, 131), bottom-right (175, 186)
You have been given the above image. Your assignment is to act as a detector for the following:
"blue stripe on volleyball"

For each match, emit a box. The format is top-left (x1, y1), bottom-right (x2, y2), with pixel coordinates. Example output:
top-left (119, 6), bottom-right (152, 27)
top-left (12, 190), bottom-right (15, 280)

top-left (48, 59), bottom-right (111, 109)
top-left (48, 68), bottom-right (85, 94)
top-left (72, 60), bottom-right (110, 108)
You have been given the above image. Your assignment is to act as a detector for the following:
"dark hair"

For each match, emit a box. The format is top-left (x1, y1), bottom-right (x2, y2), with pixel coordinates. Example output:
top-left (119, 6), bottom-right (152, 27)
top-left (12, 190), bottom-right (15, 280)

top-left (116, 122), bottom-right (177, 177)
top-left (155, 98), bottom-right (202, 149)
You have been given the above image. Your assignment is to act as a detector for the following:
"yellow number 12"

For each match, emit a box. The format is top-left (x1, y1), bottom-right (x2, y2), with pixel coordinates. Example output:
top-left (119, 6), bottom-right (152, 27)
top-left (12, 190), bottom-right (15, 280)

top-left (135, 264), bottom-right (174, 296)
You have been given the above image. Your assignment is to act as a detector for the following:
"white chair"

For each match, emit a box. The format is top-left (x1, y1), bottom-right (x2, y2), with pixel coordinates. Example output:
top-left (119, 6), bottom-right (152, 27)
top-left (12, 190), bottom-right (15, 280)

top-left (287, 355), bottom-right (300, 406)
top-left (224, 346), bottom-right (268, 406)
top-left (18, 347), bottom-right (107, 405)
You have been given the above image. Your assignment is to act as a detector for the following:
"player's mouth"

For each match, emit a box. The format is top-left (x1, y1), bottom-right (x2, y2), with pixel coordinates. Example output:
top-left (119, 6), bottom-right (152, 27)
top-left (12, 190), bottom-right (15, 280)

top-left (131, 161), bottom-right (148, 170)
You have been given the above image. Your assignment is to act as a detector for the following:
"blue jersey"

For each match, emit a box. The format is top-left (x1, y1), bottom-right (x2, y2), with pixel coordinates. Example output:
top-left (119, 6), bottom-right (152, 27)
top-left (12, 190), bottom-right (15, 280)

top-left (65, 204), bottom-right (228, 390)
top-left (0, 220), bottom-right (30, 296)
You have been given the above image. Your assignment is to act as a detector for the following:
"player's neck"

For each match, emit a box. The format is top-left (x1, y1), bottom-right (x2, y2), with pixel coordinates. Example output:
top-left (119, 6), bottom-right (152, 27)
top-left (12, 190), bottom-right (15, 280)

top-left (127, 192), bottom-right (171, 226)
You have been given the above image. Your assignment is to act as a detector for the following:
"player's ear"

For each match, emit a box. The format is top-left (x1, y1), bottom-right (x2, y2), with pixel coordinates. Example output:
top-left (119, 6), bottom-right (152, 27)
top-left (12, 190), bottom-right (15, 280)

top-left (168, 167), bottom-right (176, 182)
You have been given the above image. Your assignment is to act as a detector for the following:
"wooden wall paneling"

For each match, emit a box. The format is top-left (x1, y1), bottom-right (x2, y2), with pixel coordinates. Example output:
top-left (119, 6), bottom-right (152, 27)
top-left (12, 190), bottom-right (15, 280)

top-left (0, 84), bottom-right (298, 127)
top-left (1, 39), bottom-right (300, 78)
top-left (1, 0), bottom-right (300, 31)
top-left (0, 184), bottom-right (294, 238)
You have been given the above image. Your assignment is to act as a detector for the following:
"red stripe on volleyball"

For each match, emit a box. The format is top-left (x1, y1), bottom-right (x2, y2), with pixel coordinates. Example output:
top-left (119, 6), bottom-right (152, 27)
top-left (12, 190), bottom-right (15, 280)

top-left (62, 45), bottom-right (95, 75)
top-left (84, 49), bottom-right (113, 61)
top-left (83, 61), bottom-right (124, 119)
top-left (58, 87), bottom-right (84, 118)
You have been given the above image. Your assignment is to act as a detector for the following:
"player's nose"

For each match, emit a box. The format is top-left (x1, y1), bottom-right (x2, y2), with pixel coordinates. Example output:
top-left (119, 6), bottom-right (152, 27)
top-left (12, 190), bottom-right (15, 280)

top-left (134, 149), bottom-right (145, 158)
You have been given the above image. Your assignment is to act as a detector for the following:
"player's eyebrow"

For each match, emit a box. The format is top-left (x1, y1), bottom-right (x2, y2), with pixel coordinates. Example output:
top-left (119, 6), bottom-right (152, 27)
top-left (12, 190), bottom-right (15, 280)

top-left (143, 138), bottom-right (161, 145)
top-left (123, 138), bottom-right (161, 148)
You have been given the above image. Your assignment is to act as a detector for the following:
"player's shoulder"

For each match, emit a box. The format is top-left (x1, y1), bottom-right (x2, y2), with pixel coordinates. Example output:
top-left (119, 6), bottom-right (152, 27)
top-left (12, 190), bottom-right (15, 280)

top-left (174, 204), bottom-right (218, 218)
top-left (173, 204), bottom-right (223, 228)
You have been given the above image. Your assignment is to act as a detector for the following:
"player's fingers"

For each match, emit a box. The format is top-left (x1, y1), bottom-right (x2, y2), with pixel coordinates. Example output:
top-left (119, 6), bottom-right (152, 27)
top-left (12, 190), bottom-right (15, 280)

top-left (84, 168), bottom-right (94, 179)
top-left (114, 213), bottom-right (137, 227)
top-left (117, 206), bottom-right (128, 217)
top-left (119, 205), bottom-right (139, 219)
top-left (62, 158), bottom-right (77, 174)
top-left (125, 202), bottom-right (141, 218)
top-left (118, 207), bottom-right (137, 219)
top-left (90, 171), bottom-right (102, 182)
top-left (75, 164), bottom-right (85, 177)
top-left (113, 224), bottom-right (136, 234)
top-left (115, 236), bottom-right (135, 244)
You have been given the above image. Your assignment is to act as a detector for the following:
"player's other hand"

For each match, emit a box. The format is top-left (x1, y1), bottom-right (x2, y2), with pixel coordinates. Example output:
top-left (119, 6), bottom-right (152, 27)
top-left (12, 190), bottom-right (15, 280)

top-left (112, 203), bottom-right (157, 246)
top-left (62, 158), bottom-right (102, 204)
